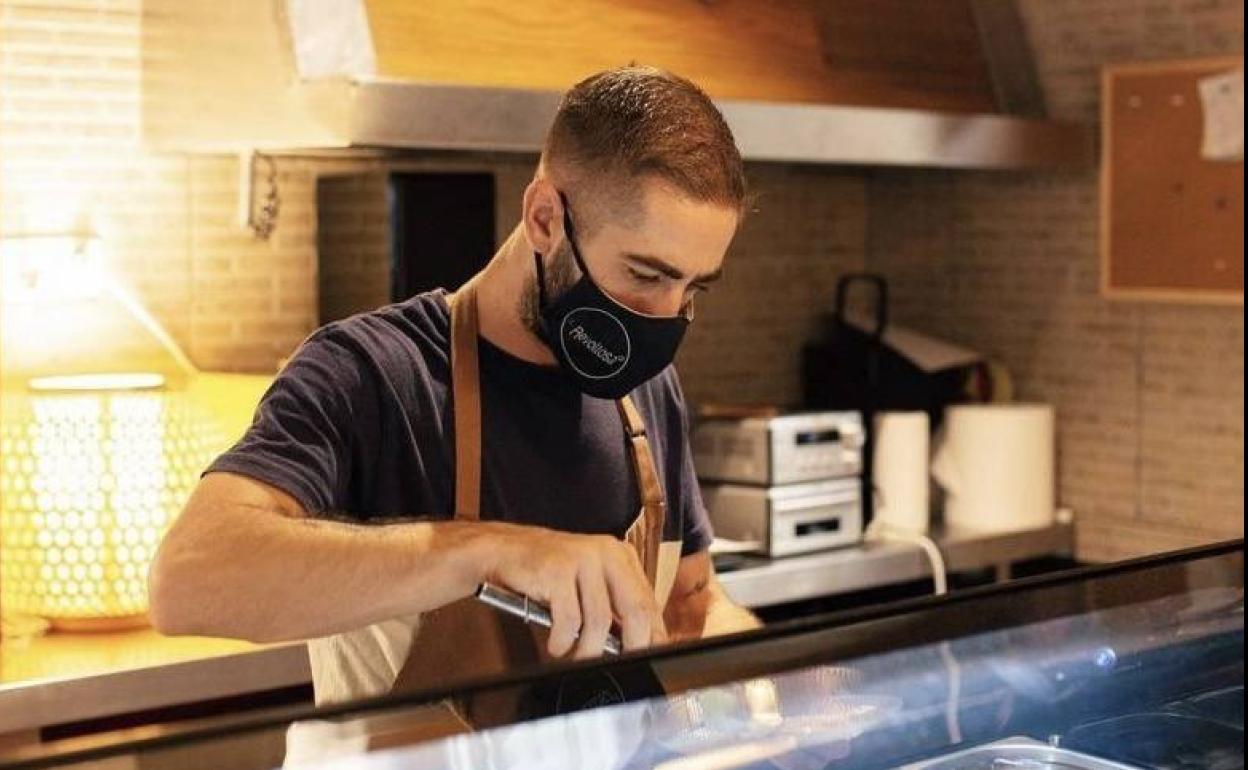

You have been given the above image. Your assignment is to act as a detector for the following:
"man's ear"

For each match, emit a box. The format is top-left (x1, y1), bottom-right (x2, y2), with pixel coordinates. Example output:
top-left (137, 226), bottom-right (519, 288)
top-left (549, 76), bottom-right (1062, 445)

top-left (521, 177), bottom-right (566, 256)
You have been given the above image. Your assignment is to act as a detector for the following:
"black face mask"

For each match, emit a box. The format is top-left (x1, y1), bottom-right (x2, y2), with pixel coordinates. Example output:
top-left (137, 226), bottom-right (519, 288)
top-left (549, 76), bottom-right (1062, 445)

top-left (535, 195), bottom-right (691, 399)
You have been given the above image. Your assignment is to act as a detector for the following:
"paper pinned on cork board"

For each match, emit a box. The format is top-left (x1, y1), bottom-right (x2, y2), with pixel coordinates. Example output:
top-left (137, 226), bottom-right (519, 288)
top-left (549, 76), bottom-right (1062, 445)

top-left (1198, 66), bottom-right (1244, 162)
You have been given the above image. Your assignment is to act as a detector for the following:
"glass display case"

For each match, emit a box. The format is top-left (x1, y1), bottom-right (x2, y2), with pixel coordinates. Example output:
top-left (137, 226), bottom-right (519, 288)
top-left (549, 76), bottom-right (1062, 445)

top-left (5, 540), bottom-right (1242, 770)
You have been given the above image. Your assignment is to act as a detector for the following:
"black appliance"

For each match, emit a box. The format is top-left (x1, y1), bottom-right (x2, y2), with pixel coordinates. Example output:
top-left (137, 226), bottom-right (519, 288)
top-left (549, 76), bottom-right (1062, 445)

top-left (388, 172), bottom-right (496, 300)
top-left (802, 273), bottom-right (987, 524)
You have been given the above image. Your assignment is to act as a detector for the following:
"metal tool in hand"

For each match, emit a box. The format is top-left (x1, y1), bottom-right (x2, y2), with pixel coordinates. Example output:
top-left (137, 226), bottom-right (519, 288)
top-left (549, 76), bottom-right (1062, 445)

top-left (474, 582), bottom-right (623, 656)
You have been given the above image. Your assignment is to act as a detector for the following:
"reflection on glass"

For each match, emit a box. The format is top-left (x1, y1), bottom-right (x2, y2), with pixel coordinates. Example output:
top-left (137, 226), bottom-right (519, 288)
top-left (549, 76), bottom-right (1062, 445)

top-left (7, 548), bottom-right (1238, 769)
top-left (296, 575), bottom-right (1243, 770)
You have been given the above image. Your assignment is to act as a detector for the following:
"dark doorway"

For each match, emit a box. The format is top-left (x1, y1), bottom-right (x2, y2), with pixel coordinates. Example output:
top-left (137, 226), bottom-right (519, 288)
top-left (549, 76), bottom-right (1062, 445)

top-left (389, 172), bottom-right (496, 300)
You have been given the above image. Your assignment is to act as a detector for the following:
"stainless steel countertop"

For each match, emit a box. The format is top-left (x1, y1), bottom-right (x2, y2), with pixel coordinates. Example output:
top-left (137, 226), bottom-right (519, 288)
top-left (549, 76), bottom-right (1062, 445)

top-left (0, 522), bottom-right (1072, 736)
top-left (0, 634), bottom-right (310, 736)
top-left (719, 522), bottom-right (1075, 608)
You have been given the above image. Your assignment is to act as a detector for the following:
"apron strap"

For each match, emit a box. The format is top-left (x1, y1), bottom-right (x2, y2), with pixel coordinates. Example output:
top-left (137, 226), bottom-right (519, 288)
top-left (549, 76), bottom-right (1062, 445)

top-left (616, 397), bottom-right (666, 512)
top-left (617, 396), bottom-right (667, 585)
top-left (449, 285), bottom-right (482, 520)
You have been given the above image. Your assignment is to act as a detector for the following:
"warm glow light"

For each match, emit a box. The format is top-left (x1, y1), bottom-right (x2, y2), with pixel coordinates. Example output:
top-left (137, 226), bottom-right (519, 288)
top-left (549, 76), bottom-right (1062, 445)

top-left (1, 225), bottom-right (269, 630)
top-left (1, 231), bottom-right (197, 379)
top-left (0, 387), bottom-right (224, 629)
top-left (28, 373), bottom-right (166, 392)
top-left (0, 233), bottom-right (106, 305)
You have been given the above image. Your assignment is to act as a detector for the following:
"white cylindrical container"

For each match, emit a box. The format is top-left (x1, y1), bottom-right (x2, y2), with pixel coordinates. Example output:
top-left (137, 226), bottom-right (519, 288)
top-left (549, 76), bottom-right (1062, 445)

top-left (932, 404), bottom-right (1056, 534)
top-left (872, 411), bottom-right (931, 534)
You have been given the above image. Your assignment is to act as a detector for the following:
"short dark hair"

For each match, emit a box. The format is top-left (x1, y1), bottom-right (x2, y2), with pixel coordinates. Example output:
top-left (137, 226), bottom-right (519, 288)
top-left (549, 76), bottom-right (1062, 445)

top-left (543, 66), bottom-right (746, 216)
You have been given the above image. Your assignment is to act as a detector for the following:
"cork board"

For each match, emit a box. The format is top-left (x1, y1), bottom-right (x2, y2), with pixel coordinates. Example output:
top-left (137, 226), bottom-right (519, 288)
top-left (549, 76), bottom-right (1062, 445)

top-left (1101, 56), bottom-right (1244, 304)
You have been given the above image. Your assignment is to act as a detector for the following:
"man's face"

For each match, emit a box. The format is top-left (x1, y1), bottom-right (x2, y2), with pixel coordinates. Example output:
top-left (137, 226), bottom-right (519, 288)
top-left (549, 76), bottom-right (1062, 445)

top-left (521, 177), bottom-right (739, 337)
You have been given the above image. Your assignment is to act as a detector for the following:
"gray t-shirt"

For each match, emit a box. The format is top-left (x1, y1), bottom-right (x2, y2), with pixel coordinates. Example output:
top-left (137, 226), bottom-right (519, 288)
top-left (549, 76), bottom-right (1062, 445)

top-left (207, 289), bottom-right (713, 554)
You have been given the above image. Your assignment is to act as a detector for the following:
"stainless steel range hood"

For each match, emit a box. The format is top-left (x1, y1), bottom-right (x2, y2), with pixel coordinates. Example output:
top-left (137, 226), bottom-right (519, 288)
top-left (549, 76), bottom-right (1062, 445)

top-left (141, 0), bottom-right (1093, 170)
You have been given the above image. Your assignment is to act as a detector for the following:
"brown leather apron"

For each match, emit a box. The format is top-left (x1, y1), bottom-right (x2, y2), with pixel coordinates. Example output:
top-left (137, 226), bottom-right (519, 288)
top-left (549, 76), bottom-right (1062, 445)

top-left (385, 278), bottom-right (682, 729)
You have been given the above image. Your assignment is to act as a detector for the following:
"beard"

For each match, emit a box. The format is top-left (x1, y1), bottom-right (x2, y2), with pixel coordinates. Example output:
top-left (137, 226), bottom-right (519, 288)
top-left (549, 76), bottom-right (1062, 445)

top-left (519, 239), bottom-right (580, 340)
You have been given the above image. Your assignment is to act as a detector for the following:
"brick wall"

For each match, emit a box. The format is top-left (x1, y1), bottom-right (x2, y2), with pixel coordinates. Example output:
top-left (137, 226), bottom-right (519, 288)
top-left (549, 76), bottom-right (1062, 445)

top-left (316, 172), bottom-right (391, 326)
top-left (0, 2), bottom-right (319, 375)
top-left (1, 0), bottom-right (184, 377)
top-left (866, 0), bottom-right (1245, 561)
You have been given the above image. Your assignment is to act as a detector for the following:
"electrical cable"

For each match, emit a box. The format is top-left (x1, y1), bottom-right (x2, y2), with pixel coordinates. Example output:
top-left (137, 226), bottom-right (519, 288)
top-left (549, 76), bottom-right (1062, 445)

top-left (864, 519), bottom-right (963, 744)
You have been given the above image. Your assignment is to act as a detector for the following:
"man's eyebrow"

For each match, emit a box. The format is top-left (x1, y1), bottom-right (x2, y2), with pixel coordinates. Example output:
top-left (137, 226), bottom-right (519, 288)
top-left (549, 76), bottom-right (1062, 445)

top-left (623, 253), bottom-right (724, 284)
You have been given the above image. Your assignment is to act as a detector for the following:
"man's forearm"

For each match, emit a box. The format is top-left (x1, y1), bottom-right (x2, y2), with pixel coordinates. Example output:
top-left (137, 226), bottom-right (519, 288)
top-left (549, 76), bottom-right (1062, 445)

top-left (150, 496), bottom-right (491, 643)
top-left (153, 472), bottom-right (672, 657)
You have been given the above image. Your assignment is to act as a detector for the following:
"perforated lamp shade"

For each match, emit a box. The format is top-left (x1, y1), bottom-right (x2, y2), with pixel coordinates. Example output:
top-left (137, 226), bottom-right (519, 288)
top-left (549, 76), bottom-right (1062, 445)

top-left (0, 379), bottom-right (223, 630)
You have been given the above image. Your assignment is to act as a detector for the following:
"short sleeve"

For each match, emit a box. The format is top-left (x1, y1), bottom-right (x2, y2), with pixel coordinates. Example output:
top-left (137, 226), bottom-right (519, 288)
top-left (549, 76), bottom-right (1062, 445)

top-left (204, 330), bottom-right (367, 515)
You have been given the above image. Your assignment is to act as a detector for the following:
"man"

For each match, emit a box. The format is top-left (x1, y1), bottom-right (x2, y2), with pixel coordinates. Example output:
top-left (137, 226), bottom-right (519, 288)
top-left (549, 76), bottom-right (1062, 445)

top-left (149, 65), bottom-right (759, 709)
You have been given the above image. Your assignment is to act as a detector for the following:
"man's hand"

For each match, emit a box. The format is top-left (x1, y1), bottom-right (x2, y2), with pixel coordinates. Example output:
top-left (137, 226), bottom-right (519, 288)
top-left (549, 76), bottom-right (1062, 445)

top-left (665, 551), bottom-right (760, 640)
top-left (472, 524), bottom-right (668, 659)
